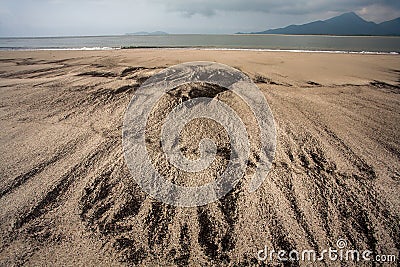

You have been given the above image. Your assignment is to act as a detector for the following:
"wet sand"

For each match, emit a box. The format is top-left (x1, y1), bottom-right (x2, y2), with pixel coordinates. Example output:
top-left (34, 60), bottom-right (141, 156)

top-left (0, 49), bottom-right (399, 266)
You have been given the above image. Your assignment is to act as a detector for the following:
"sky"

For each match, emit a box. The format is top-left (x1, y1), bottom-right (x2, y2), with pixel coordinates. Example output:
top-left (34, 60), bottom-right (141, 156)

top-left (1, 0), bottom-right (400, 37)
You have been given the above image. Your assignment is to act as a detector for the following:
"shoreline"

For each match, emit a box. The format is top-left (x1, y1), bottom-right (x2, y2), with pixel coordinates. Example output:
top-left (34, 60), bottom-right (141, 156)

top-left (1, 46), bottom-right (399, 55)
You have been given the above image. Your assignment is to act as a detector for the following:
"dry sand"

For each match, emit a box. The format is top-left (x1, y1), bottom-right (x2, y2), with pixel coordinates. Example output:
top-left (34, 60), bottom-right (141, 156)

top-left (0, 49), bottom-right (399, 266)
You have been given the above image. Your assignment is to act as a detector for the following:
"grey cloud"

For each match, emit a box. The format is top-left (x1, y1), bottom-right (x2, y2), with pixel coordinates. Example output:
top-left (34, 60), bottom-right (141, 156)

top-left (152, 0), bottom-right (400, 17)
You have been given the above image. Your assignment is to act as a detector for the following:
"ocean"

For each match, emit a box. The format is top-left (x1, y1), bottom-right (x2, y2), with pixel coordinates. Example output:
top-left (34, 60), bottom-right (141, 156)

top-left (0, 34), bottom-right (399, 54)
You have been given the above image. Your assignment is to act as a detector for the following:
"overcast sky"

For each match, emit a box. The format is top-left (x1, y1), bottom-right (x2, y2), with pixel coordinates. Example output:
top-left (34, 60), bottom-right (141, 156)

top-left (1, 0), bottom-right (400, 36)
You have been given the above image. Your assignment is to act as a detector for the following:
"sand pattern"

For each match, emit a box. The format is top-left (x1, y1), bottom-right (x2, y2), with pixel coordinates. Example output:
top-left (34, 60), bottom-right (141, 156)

top-left (0, 50), bottom-right (399, 266)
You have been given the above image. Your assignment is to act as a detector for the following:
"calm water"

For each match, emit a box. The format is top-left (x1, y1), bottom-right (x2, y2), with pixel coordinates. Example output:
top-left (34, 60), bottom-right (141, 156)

top-left (0, 34), bottom-right (399, 53)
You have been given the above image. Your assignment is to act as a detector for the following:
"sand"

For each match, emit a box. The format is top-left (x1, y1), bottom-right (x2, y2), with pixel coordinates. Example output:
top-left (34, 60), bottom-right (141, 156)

top-left (0, 49), bottom-right (399, 266)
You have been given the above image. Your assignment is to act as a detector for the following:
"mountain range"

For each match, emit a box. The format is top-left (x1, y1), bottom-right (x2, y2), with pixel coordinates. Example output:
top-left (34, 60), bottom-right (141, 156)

top-left (241, 12), bottom-right (400, 36)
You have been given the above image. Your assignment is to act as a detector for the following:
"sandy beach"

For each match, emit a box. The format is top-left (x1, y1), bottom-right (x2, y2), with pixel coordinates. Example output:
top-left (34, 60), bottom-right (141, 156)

top-left (0, 49), bottom-right (399, 266)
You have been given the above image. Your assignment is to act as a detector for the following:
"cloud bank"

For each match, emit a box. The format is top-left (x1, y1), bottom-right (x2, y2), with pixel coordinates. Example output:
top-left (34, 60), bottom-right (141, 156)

top-left (152, 0), bottom-right (400, 17)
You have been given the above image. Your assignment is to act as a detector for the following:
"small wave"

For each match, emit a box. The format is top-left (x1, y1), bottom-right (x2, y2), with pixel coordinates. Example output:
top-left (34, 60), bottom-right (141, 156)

top-left (120, 46), bottom-right (399, 55)
top-left (0, 46), bottom-right (119, 51)
top-left (199, 48), bottom-right (399, 55)
top-left (0, 46), bottom-right (398, 55)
